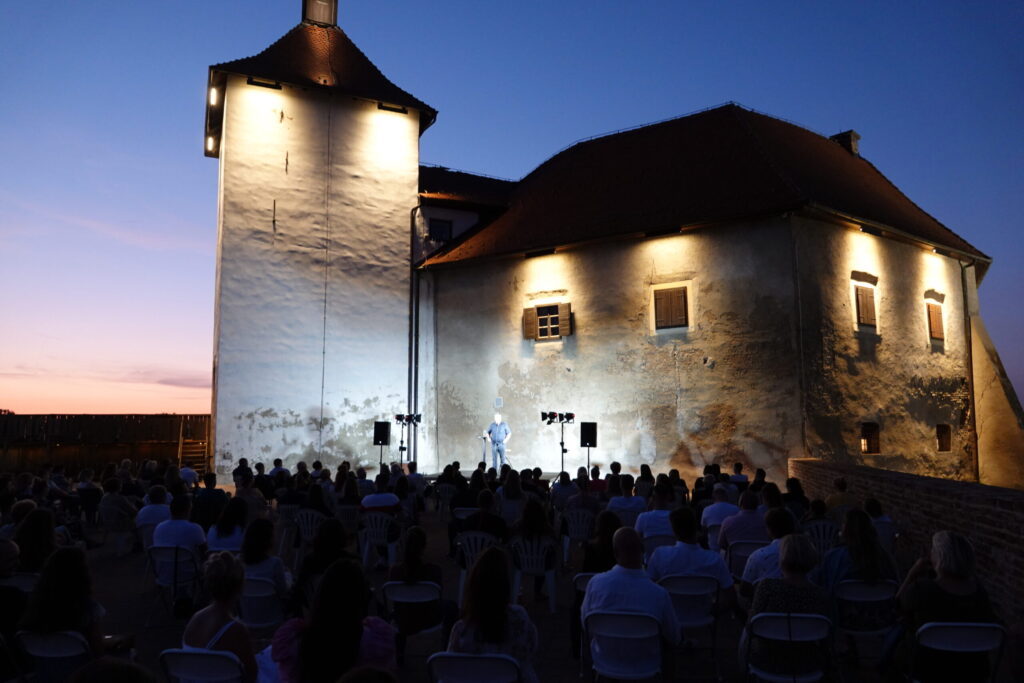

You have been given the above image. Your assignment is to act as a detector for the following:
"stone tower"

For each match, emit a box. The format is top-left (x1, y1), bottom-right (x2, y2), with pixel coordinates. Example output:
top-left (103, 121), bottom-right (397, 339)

top-left (204, 0), bottom-right (435, 472)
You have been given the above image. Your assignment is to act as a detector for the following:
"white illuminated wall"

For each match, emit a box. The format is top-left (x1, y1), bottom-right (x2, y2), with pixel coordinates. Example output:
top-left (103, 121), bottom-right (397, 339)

top-left (212, 75), bottom-right (420, 472)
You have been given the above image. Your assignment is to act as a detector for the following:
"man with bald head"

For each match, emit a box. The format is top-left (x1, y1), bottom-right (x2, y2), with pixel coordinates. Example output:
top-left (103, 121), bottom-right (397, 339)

top-left (581, 528), bottom-right (679, 669)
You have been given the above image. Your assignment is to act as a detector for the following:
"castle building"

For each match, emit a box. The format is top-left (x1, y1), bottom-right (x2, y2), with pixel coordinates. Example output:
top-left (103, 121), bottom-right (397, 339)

top-left (205, 1), bottom-right (1024, 486)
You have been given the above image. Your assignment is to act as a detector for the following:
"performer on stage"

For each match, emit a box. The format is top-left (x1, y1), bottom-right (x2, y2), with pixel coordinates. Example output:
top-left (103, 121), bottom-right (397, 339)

top-left (486, 412), bottom-right (511, 469)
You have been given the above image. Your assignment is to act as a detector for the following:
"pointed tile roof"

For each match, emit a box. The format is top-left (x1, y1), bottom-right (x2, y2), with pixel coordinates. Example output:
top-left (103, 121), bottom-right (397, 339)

top-left (425, 104), bottom-right (987, 266)
top-left (211, 22), bottom-right (435, 129)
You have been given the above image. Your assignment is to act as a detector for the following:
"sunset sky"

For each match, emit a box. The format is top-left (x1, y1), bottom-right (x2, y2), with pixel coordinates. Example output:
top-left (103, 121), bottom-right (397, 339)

top-left (1, 0), bottom-right (1022, 414)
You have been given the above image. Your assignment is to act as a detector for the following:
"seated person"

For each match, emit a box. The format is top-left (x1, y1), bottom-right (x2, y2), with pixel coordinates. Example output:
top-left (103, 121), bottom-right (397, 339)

top-left (897, 531), bottom-right (998, 683)
top-left (699, 484), bottom-right (740, 530)
top-left (387, 527), bottom-right (456, 660)
top-left (582, 529), bottom-right (679, 675)
top-left (738, 508), bottom-right (795, 598)
top-left (241, 519), bottom-right (288, 599)
top-left (460, 490), bottom-right (508, 542)
top-left (192, 472), bottom-right (229, 531)
top-left (745, 534), bottom-right (829, 676)
top-left (182, 552), bottom-right (256, 682)
top-left (207, 497), bottom-right (248, 552)
top-left (605, 474), bottom-right (646, 520)
top-left (813, 508), bottom-right (898, 592)
top-left (448, 547), bottom-right (538, 683)
top-left (135, 485), bottom-right (171, 529)
top-left (14, 508), bottom-right (58, 573)
top-left (564, 477), bottom-right (601, 516)
top-left (719, 491), bottom-right (770, 551)
top-left (153, 496), bottom-right (207, 557)
top-left (234, 472), bottom-right (268, 523)
top-left (634, 482), bottom-right (674, 539)
top-left (97, 477), bottom-right (137, 533)
top-left (360, 474), bottom-right (400, 515)
top-left (289, 520), bottom-right (358, 615)
top-left (647, 507), bottom-right (733, 590)
top-left (274, 559), bottom-right (395, 682)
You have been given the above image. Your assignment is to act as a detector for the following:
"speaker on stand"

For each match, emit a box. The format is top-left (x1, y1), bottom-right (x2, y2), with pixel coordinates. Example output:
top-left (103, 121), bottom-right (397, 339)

top-left (580, 422), bottom-right (597, 470)
top-left (373, 421), bottom-right (391, 468)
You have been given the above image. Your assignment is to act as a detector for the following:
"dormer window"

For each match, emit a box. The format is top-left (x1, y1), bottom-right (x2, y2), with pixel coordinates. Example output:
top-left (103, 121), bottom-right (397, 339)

top-left (428, 218), bottom-right (453, 242)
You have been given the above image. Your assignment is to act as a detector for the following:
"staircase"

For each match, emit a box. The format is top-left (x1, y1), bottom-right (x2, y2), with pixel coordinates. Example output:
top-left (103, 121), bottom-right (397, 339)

top-left (179, 440), bottom-right (210, 475)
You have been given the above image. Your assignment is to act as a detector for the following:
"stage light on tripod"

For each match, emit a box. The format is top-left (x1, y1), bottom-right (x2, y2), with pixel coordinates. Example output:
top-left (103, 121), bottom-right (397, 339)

top-left (563, 412), bottom-right (575, 422)
top-left (394, 414), bottom-right (404, 423)
top-left (413, 414), bottom-right (421, 423)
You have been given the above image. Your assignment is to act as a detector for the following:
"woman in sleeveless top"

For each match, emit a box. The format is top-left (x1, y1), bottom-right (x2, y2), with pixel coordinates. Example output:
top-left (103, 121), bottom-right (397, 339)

top-left (182, 552), bottom-right (257, 682)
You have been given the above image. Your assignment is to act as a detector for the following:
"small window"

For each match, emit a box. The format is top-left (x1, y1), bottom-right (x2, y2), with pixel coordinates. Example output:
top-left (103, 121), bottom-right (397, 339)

top-left (654, 286), bottom-right (688, 329)
top-left (927, 302), bottom-right (944, 340)
top-left (428, 218), bottom-right (453, 242)
top-left (855, 285), bottom-right (876, 327)
top-left (936, 424), bottom-right (952, 452)
top-left (523, 303), bottom-right (572, 340)
top-left (860, 422), bottom-right (880, 455)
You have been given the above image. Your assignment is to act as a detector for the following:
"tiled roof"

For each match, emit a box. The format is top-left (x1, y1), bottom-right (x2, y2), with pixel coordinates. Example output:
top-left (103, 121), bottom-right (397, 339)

top-left (425, 104), bottom-right (987, 266)
top-left (211, 22), bottom-right (435, 129)
top-left (419, 166), bottom-right (516, 208)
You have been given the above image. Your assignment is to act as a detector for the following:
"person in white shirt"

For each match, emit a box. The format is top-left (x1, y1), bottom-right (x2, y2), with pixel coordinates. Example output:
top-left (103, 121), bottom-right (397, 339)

top-left (360, 473), bottom-right (400, 513)
top-left (738, 508), bottom-right (795, 596)
top-left (153, 497), bottom-right (207, 556)
top-left (606, 474), bottom-right (646, 519)
top-left (207, 497), bottom-right (248, 552)
top-left (700, 485), bottom-right (740, 529)
top-left (135, 485), bottom-right (172, 530)
top-left (241, 518), bottom-right (288, 598)
top-left (647, 507), bottom-right (734, 589)
top-left (582, 528), bottom-right (679, 674)
top-left (634, 483), bottom-right (674, 539)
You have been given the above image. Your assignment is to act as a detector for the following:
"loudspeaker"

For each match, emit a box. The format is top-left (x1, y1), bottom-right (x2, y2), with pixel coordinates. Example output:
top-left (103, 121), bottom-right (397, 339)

top-left (373, 421), bottom-right (391, 446)
top-left (580, 422), bottom-right (597, 448)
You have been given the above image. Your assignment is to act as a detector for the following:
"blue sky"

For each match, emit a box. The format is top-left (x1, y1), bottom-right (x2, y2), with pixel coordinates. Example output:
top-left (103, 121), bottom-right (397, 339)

top-left (1, 0), bottom-right (1021, 412)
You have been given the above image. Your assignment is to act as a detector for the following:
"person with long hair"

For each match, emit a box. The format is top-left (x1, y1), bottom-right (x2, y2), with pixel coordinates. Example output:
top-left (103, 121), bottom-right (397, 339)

top-left (813, 508), bottom-right (898, 592)
top-left (14, 508), bottom-right (57, 572)
top-left (496, 469), bottom-right (524, 524)
top-left (207, 497), bottom-right (248, 552)
top-left (448, 546), bottom-right (538, 683)
top-left (273, 559), bottom-right (395, 683)
top-left (182, 552), bottom-right (256, 682)
top-left (20, 547), bottom-right (131, 657)
top-left (387, 526), bottom-right (455, 661)
top-left (289, 519), bottom-right (358, 615)
top-left (241, 518), bottom-right (288, 598)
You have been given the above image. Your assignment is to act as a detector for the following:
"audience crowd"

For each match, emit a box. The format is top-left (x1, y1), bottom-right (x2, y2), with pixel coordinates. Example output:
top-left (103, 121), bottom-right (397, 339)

top-left (0, 455), bottom-right (1012, 682)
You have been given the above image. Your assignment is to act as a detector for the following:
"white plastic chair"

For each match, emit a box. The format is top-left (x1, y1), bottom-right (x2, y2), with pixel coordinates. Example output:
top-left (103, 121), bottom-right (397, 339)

top-left (427, 652), bottom-right (521, 683)
top-left (334, 504), bottom-right (360, 535)
top-left (17, 630), bottom-right (91, 683)
top-left (455, 532), bottom-right (499, 607)
top-left (584, 611), bottom-right (662, 680)
top-left (381, 581), bottom-right (445, 651)
top-left (561, 509), bottom-right (595, 564)
top-left (275, 503), bottom-right (300, 563)
top-left (803, 519), bottom-right (839, 556)
top-left (160, 647), bottom-right (245, 682)
top-left (148, 545), bottom-right (201, 619)
top-left (509, 537), bottom-right (557, 613)
top-left (239, 577), bottom-right (285, 631)
top-left (747, 612), bottom-right (832, 682)
top-left (704, 523), bottom-right (722, 552)
top-left (726, 539), bottom-right (769, 578)
top-left (913, 622), bottom-right (1004, 683)
top-left (642, 534), bottom-right (676, 564)
top-left (294, 509), bottom-right (328, 569)
top-left (358, 512), bottom-right (401, 568)
top-left (658, 574), bottom-right (720, 679)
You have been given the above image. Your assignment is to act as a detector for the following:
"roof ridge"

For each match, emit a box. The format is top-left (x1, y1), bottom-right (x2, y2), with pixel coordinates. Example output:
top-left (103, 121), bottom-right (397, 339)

top-left (729, 106), bottom-right (809, 209)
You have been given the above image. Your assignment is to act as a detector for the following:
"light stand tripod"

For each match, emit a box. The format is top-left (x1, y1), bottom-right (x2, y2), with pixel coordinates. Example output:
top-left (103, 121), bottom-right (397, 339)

top-left (393, 414), bottom-right (421, 466)
top-left (541, 411), bottom-right (574, 473)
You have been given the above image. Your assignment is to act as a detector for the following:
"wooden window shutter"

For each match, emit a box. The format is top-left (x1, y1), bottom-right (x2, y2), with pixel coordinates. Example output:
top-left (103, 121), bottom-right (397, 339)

top-left (523, 307), bottom-right (538, 340)
top-left (654, 290), bottom-right (670, 328)
top-left (855, 286), bottom-right (876, 326)
top-left (557, 302), bottom-right (572, 336)
top-left (676, 287), bottom-right (689, 327)
top-left (927, 303), bottom-right (944, 340)
top-left (654, 287), bottom-right (688, 329)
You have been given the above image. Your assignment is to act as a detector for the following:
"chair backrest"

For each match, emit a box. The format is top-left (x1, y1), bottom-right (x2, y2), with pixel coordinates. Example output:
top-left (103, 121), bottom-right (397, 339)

top-left (456, 532), bottom-right (499, 569)
top-left (915, 621), bottom-right (1005, 653)
top-left (563, 509), bottom-right (595, 542)
top-left (295, 509), bottom-right (328, 542)
top-left (804, 519), bottom-right (839, 555)
top-left (239, 577), bottom-right (285, 630)
top-left (334, 504), bottom-right (360, 532)
top-left (427, 652), bottom-right (521, 683)
top-left (149, 545), bottom-right (201, 589)
top-left (361, 512), bottom-right (398, 545)
top-left (834, 579), bottom-right (898, 603)
top-left (137, 523), bottom-right (157, 550)
top-left (17, 630), bottom-right (92, 683)
top-left (584, 611), bottom-right (662, 680)
top-left (160, 647), bottom-right (245, 682)
top-left (276, 503), bottom-right (300, 525)
top-left (658, 574), bottom-right (718, 624)
top-left (573, 572), bottom-right (596, 593)
top-left (642, 534), bottom-right (676, 562)
top-left (748, 612), bottom-right (831, 643)
top-left (726, 540), bottom-right (769, 578)
top-left (704, 524), bottom-right (721, 552)
top-left (510, 537), bottom-right (556, 575)
top-left (383, 581), bottom-right (442, 606)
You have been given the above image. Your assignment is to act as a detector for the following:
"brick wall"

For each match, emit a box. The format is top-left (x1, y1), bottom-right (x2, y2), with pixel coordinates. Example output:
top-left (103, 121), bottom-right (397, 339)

top-left (789, 458), bottom-right (1024, 623)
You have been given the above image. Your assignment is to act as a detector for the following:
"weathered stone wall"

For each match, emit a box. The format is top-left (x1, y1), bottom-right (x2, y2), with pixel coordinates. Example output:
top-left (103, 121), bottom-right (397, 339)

top-left (789, 458), bottom-right (1024, 623)
top-left (427, 220), bottom-right (805, 480)
top-left (793, 216), bottom-right (975, 479)
top-left (212, 76), bottom-right (421, 472)
top-left (973, 316), bottom-right (1024, 489)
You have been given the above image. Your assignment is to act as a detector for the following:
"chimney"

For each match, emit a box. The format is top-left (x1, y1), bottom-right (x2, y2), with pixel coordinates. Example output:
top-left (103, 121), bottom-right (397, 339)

top-left (830, 130), bottom-right (861, 156)
top-left (303, 0), bottom-right (338, 27)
